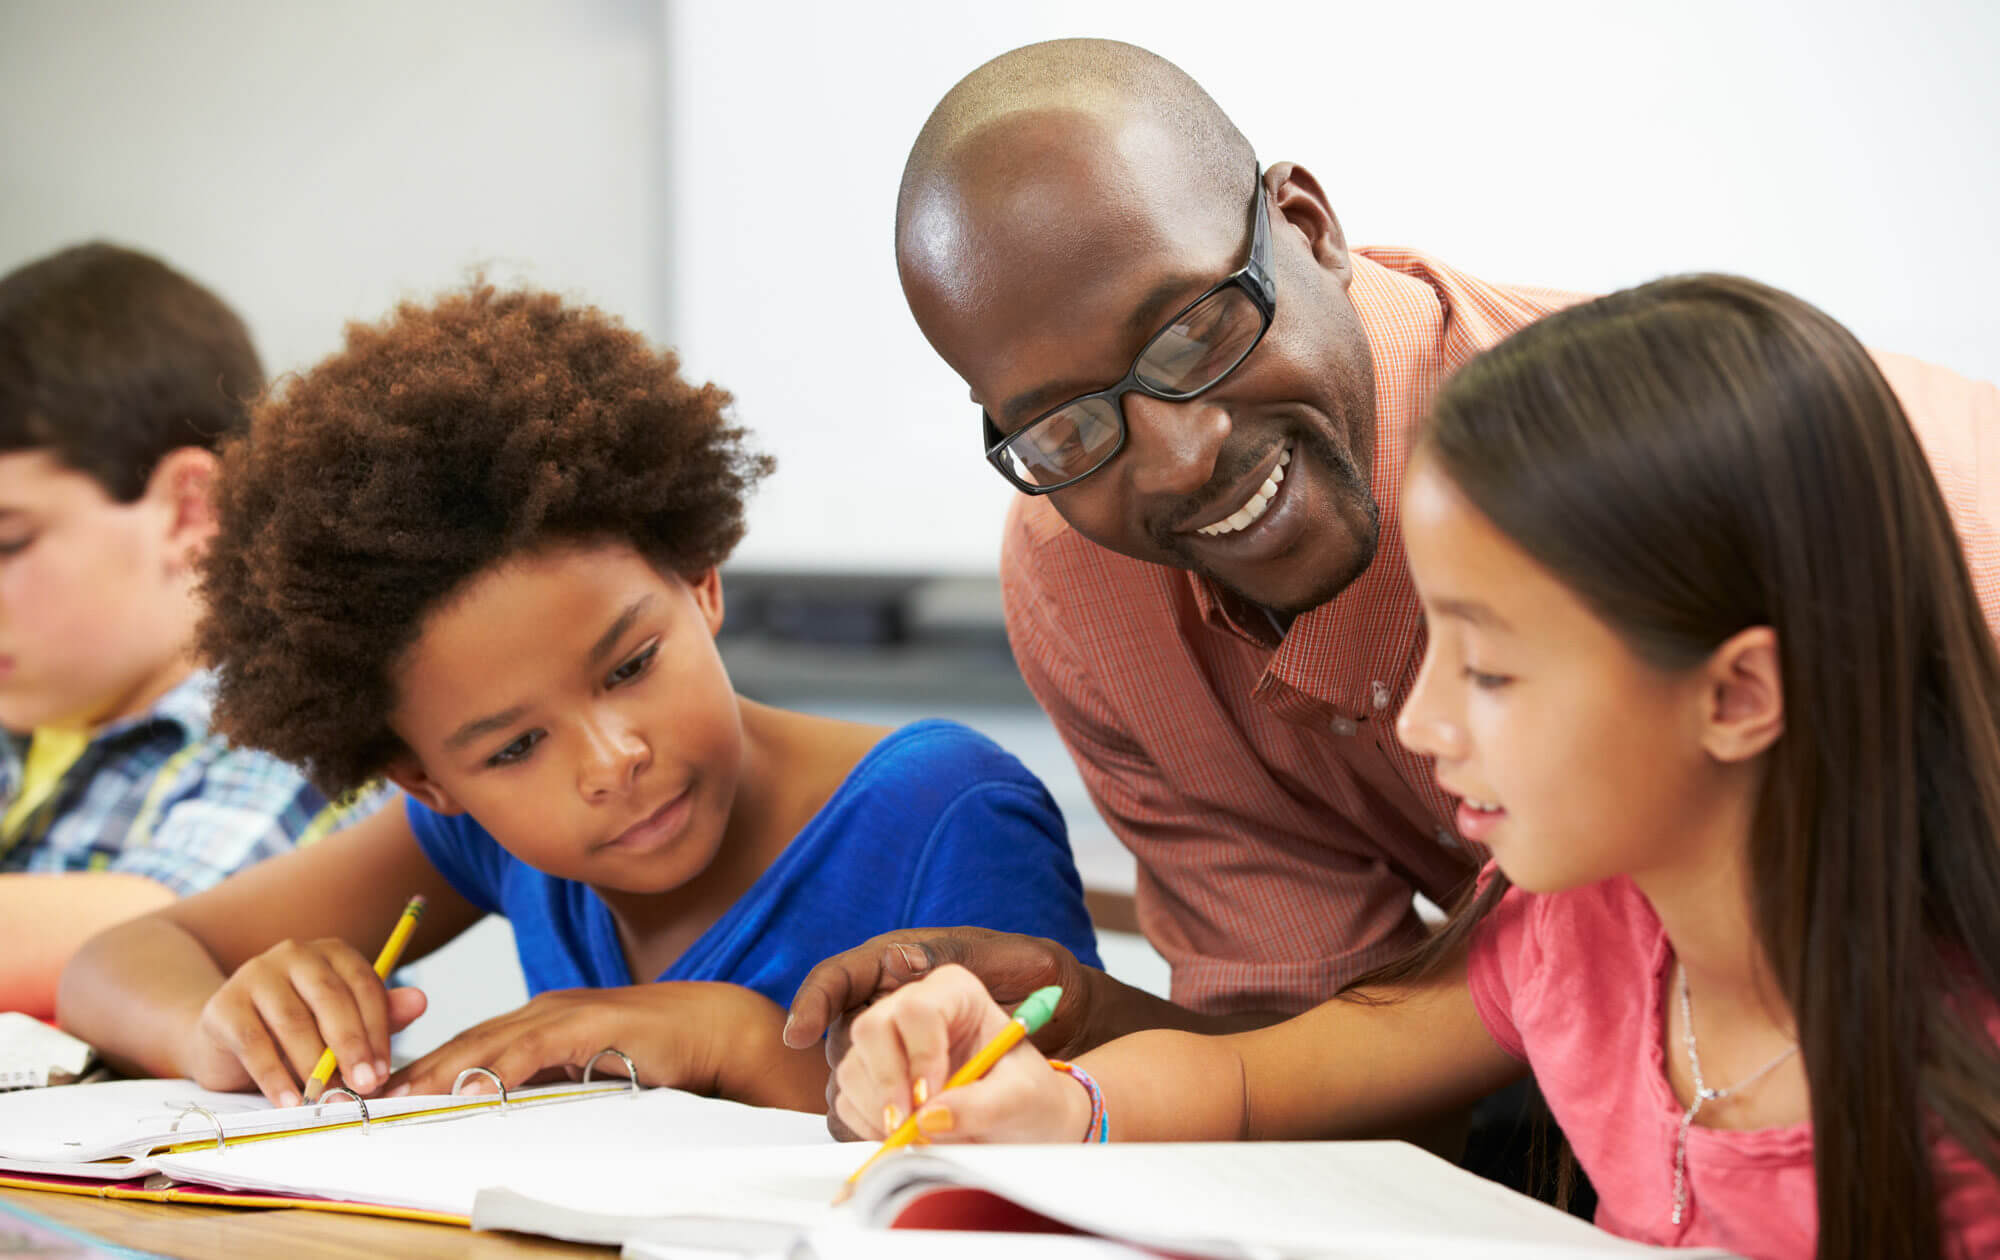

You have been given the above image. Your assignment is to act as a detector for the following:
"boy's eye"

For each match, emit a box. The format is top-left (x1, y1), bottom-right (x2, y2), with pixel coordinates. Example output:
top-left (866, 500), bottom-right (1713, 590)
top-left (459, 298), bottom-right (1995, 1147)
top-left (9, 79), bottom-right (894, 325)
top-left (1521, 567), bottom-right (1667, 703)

top-left (486, 729), bottom-right (544, 768)
top-left (1462, 667), bottom-right (1513, 690)
top-left (0, 535), bottom-right (36, 557)
top-left (606, 643), bottom-right (658, 688)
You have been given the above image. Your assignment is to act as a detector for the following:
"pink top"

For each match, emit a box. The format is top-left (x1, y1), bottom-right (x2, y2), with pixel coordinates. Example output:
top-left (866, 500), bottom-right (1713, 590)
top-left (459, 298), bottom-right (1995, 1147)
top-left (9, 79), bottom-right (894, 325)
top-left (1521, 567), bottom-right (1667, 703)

top-left (1467, 873), bottom-right (2000, 1259)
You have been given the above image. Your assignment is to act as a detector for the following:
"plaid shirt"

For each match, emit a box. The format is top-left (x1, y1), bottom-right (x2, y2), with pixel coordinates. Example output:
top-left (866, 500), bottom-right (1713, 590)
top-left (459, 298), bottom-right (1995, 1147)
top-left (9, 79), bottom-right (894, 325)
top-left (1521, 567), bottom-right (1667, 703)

top-left (1004, 247), bottom-right (2000, 1017)
top-left (0, 670), bottom-right (383, 895)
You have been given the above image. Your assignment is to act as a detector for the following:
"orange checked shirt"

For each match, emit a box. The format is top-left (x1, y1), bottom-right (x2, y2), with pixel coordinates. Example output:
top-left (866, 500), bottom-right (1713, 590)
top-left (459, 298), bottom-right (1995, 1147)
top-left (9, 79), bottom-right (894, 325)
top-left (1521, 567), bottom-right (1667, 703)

top-left (1002, 247), bottom-right (2000, 1017)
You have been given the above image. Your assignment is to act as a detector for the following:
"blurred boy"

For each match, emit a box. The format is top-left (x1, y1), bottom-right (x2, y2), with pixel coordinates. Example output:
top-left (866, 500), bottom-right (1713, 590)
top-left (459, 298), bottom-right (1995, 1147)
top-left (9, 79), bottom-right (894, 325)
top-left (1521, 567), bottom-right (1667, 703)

top-left (0, 243), bottom-right (375, 1018)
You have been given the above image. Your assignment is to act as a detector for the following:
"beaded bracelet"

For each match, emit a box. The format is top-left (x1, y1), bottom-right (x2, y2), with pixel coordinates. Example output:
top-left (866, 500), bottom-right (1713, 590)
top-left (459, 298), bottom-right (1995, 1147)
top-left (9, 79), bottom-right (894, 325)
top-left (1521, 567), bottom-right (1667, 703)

top-left (1047, 1059), bottom-right (1109, 1143)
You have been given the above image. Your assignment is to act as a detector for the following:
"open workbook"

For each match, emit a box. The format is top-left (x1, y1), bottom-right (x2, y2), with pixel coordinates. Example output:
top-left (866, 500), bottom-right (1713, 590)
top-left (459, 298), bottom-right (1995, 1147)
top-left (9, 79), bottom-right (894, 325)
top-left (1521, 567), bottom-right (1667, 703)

top-left (1, 1080), bottom-right (1735, 1257)
top-left (479, 1142), bottom-right (1740, 1258)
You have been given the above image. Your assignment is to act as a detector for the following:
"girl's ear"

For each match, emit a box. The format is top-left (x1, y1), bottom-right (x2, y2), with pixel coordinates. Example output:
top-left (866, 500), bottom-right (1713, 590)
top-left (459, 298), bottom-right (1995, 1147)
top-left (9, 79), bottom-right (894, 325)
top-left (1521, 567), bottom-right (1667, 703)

top-left (1700, 626), bottom-right (1785, 763)
top-left (686, 566), bottom-right (725, 637)
top-left (385, 755), bottom-right (465, 816)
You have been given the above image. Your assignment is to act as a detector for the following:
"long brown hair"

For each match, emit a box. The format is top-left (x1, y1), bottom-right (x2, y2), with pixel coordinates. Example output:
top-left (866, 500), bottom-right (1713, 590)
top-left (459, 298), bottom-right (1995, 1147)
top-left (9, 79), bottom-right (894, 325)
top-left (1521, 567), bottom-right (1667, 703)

top-left (1373, 273), bottom-right (2000, 1257)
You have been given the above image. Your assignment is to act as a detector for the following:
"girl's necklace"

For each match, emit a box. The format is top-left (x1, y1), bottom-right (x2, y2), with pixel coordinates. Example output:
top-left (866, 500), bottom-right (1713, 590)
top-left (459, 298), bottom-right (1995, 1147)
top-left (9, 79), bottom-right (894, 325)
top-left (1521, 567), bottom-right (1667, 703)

top-left (1671, 962), bottom-right (1799, 1226)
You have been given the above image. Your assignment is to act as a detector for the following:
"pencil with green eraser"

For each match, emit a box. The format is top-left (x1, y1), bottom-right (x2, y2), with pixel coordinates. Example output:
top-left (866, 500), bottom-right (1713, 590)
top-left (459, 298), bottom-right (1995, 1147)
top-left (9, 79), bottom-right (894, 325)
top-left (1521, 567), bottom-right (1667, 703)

top-left (302, 894), bottom-right (426, 1102)
top-left (837, 983), bottom-right (1063, 1197)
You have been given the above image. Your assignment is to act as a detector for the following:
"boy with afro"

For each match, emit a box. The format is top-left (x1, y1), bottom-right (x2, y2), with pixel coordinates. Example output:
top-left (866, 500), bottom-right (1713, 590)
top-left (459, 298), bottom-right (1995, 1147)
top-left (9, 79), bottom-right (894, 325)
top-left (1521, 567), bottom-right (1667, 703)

top-left (61, 284), bottom-right (1099, 1111)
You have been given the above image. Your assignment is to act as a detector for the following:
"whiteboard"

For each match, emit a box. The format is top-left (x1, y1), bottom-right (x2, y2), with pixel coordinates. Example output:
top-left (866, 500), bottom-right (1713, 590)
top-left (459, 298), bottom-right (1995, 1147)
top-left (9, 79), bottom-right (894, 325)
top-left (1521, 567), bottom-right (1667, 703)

top-left (666, 0), bottom-right (2000, 571)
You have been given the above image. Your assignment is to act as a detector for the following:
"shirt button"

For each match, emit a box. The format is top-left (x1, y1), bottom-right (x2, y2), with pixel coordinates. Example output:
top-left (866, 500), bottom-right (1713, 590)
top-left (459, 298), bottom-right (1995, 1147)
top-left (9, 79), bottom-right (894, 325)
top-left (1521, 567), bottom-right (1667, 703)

top-left (1330, 716), bottom-right (1359, 737)
top-left (1371, 681), bottom-right (1391, 710)
top-left (1435, 826), bottom-right (1460, 849)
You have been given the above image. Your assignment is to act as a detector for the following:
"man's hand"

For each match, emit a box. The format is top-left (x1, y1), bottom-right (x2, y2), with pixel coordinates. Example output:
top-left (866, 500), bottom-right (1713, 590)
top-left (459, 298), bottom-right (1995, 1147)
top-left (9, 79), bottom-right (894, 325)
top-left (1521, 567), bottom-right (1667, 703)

top-left (389, 981), bottom-right (827, 1113)
top-left (782, 927), bottom-right (1103, 1135)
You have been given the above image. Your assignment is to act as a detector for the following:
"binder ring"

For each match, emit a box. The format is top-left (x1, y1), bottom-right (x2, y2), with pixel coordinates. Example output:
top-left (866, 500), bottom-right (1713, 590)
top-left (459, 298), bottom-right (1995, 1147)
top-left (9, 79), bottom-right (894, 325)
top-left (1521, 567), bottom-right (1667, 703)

top-left (452, 1066), bottom-right (510, 1111)
top-left (582, 1047), bottom-right (640, 1094)
top-left (170, 1104), bottom-right (226, 1152)
top-left (314, 1088), bottom-right (372, 1131)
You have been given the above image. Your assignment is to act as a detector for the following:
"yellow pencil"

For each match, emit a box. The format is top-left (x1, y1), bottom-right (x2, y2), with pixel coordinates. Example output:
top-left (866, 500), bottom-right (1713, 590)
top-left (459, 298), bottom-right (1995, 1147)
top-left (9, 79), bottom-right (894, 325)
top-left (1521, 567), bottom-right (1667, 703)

top-left (302, 895), bottom-right (426, 1102)
top-left (837, 984), bottom-right (1063, 1198)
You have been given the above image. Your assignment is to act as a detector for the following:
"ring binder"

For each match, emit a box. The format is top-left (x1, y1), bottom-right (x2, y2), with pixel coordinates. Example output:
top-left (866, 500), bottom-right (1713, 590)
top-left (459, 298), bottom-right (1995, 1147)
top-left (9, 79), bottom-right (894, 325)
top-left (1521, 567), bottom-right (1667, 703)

top-left (315, 1089), bottom-right (372, 1131)
top-left (169, 1104), bottom-right (226, 1152)
top-left (582, 1047), bottom-right (639, 1094)
top-left (451, 1067), bottom-right (509, 1111)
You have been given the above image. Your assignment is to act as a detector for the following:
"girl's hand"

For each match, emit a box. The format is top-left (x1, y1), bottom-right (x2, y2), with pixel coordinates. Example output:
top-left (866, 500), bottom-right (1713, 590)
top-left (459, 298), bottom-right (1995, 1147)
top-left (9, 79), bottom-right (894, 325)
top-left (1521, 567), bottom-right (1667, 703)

top-left (833, 964), bottom-right (1089, 1144)
top-left (386, 982), bottom-right (827, 1112)
top-left (184, 937), bottom-right (427, 1106)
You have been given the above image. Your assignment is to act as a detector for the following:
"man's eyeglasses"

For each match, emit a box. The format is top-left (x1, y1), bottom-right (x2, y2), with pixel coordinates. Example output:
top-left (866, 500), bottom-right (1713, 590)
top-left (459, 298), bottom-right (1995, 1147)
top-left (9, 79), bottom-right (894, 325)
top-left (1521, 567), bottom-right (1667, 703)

top-left (982, 168), bottom-right (1277, 495)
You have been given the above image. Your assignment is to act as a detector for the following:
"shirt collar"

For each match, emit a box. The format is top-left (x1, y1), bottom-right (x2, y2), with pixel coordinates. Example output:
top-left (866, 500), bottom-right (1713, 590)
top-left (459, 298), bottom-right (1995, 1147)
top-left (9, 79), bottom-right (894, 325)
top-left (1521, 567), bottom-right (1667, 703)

top-left (88, 668), bottom-right (217, 747)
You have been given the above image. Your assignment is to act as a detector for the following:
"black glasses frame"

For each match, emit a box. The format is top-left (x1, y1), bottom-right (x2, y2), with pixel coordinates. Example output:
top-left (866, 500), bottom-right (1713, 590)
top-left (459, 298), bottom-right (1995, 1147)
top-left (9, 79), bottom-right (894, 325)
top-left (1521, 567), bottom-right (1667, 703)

top-left (981, 170), bottom-right (1277, 495)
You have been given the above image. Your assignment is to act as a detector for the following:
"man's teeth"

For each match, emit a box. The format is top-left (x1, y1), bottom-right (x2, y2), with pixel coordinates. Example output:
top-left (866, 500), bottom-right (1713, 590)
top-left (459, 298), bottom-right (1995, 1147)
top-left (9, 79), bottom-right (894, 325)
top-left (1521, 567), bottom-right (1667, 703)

top-left (1198, 446), bottom-right (1292, 537)
top-left (1464, 798), bottom-right (1503, 813)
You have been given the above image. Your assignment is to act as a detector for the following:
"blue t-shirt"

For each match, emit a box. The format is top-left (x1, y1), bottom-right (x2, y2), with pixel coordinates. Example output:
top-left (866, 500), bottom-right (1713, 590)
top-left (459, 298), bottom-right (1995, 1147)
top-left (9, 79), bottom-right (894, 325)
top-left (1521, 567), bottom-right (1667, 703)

top-left (407, 719), bottom-right (1102, 1006)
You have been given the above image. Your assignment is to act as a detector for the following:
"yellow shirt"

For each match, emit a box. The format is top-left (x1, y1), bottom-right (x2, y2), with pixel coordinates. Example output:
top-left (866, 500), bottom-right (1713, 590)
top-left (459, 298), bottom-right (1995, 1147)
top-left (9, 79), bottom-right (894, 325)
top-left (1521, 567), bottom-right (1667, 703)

top-left (0, 726), bottom-right (91, 853)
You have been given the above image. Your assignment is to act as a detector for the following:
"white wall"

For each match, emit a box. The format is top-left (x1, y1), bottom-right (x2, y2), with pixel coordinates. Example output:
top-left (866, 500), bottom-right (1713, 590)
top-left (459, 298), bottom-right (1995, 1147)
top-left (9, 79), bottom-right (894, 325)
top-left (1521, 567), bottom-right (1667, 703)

top-left (0, 0), bottom-right (668, 381)
top-left (5, 2), bottom-right (1995, 574)
top-left (669, 0), bottom-right (2000, 573)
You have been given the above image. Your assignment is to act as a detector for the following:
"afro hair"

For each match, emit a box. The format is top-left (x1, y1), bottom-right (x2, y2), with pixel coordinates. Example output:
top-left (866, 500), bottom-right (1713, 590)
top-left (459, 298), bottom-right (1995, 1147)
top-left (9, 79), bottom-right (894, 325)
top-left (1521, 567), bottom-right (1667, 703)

top-left (198, 284), bottom-right (772, 795)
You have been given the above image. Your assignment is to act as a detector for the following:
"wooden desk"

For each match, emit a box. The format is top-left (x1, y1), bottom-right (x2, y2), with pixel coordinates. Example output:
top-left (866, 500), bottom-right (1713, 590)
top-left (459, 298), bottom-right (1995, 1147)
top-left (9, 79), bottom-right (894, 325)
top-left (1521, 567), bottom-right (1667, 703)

top-left (0, 1187), bottom-right (607, 1259)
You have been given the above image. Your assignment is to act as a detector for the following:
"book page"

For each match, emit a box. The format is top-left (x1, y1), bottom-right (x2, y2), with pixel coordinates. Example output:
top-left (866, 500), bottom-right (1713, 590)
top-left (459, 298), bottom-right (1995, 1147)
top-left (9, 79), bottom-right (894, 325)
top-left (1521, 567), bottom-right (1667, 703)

top-left (471, 1139), bottom-right (1739, 1256)
top-left (0, 1079), bottom-right (270, 1166)
top-left (850, 1143), bottom-right (1740, 1258)
top-left (0, 1075), bottom-right (635, 1173)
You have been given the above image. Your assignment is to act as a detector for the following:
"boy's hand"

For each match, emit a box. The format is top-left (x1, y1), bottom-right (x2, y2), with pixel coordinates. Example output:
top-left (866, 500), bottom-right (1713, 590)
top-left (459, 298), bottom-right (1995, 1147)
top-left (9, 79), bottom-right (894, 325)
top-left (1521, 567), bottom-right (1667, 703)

top-left (185, 937), bottom-right (427, 1106)
top-left (833, 964), bottom-right (1088, 1145)
top-left (386, 982), bottom-right (827, 1112)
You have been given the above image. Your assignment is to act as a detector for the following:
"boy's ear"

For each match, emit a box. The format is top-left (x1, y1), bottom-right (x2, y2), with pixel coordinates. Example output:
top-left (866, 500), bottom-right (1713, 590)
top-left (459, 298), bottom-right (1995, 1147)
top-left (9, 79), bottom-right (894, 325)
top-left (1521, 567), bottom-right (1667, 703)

top-left (145, 447), bottom-right (221, 572)
top-left (686, 566), bottom-right (725, 637)
top-left (1266, 162), bottom-right (1350, 285)
top-left (1699, 626), bottom-right (1785, 764)
top-left (384, 755), bottom-right (465, 816)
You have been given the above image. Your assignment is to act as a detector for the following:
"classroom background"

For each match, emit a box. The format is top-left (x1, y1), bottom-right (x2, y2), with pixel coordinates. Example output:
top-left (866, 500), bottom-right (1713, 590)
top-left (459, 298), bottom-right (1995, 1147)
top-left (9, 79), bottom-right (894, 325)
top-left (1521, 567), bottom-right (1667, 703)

top-left (4, 0), bottom-right (1996, 1048)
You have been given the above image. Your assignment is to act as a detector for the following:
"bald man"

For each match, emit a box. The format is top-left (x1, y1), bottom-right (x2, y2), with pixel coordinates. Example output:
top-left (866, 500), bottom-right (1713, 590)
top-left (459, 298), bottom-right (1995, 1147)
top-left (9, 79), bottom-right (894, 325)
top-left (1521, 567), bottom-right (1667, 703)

top-left (784, 40), bottom-right (2000, 1081)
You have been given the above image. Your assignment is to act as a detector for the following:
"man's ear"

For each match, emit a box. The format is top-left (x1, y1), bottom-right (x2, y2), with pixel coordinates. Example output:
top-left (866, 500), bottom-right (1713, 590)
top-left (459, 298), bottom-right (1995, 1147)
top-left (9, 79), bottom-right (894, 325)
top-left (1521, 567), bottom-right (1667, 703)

top-left (1700, 626), bottom-right (1785, 764)
top-left (686, 566), bottom-right (725, 637)
top-left (1265, 162), bottom-right (1350, 283)
top-left (384, 754), bottom-right (465, 816)
top-left (144, 447), bottom-right (221, 574)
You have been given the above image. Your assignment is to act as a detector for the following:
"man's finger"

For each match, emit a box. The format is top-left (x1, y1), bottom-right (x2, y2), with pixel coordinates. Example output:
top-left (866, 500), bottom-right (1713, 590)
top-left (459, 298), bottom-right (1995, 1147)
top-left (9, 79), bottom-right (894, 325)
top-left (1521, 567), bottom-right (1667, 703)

top-left (785, 935), bottom-right (949, 1049)
top-left (783, 946), bottom-right (883, 1049)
